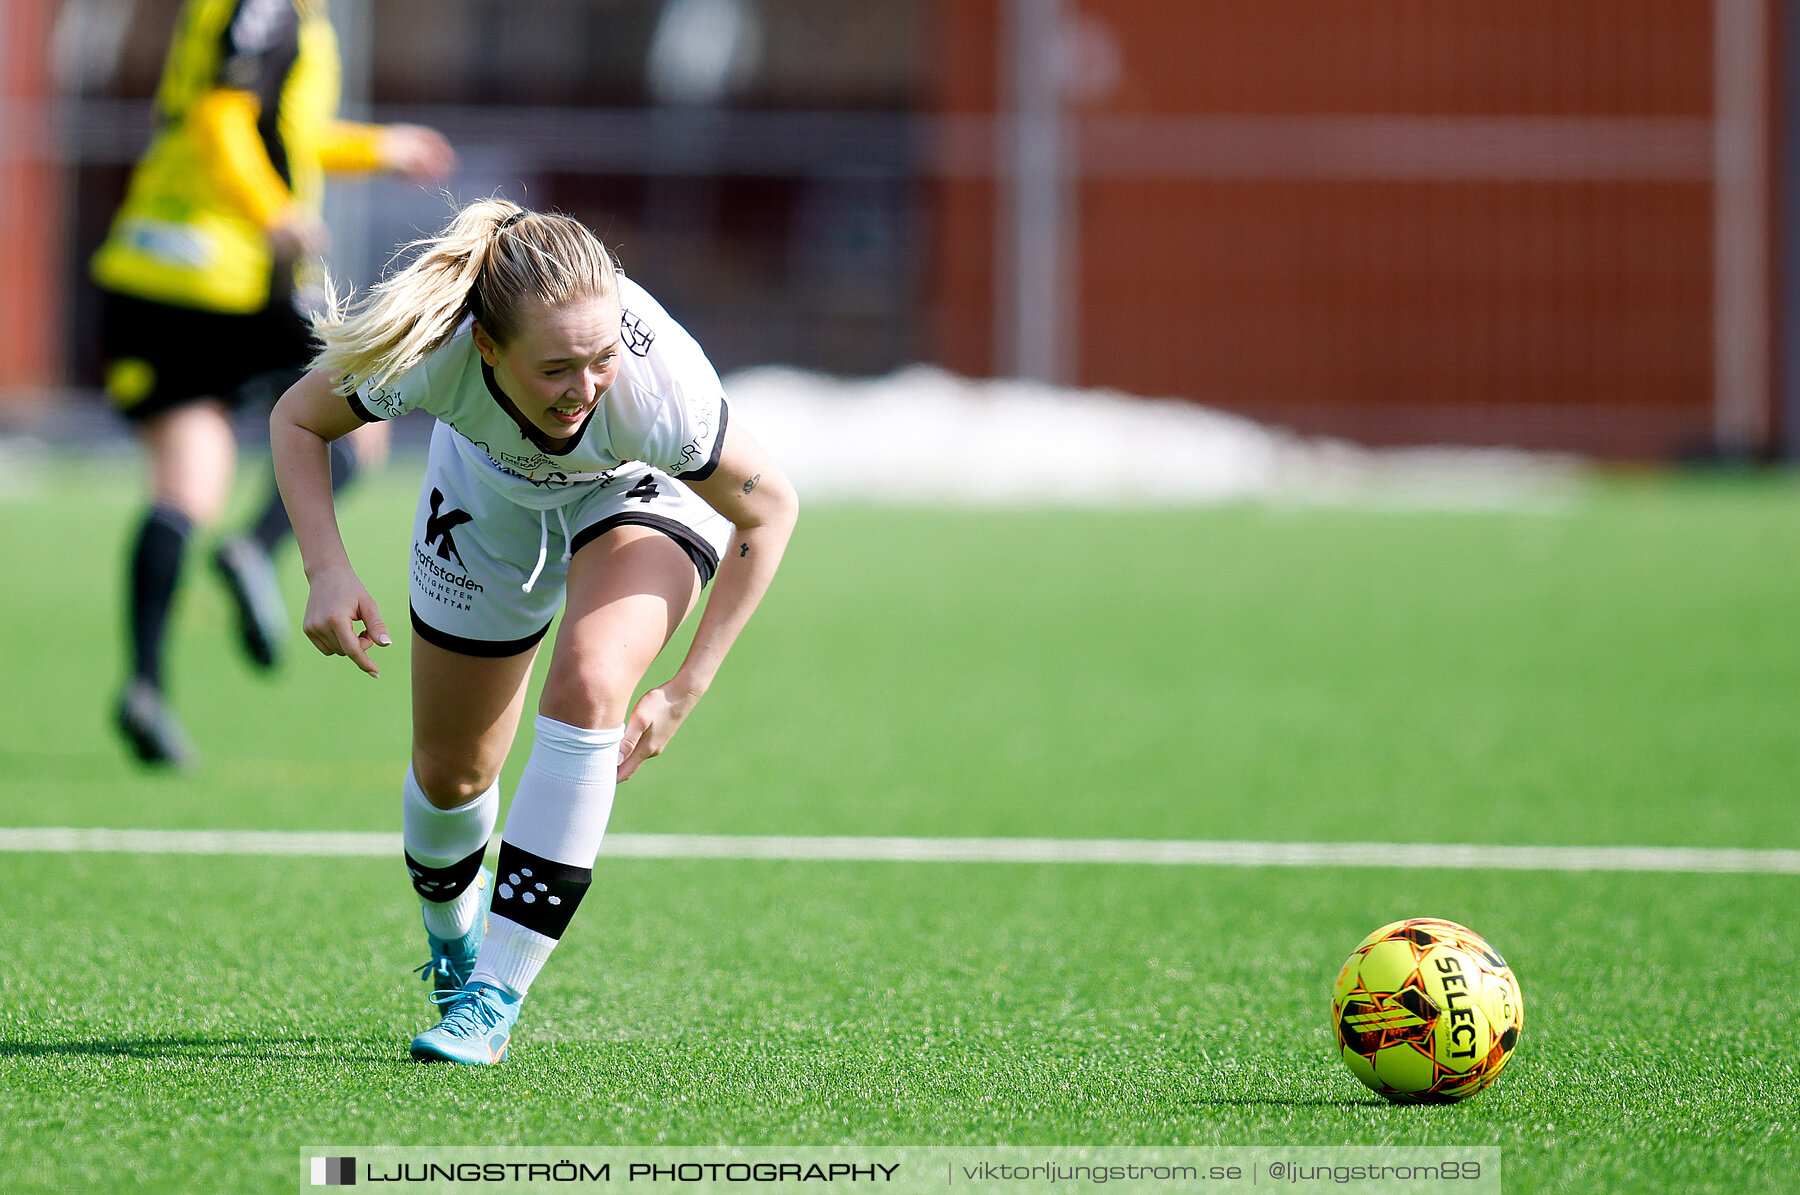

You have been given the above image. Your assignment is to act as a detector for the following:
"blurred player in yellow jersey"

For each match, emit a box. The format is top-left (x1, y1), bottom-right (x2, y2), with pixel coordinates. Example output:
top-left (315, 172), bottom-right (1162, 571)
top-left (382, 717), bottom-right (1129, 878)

top-left (92, 0), bottom-right (456, 767)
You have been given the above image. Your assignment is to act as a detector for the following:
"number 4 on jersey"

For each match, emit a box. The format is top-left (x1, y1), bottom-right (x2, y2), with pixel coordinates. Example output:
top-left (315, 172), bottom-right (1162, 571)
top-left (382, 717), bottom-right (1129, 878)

top-left (625, 475), bottom-right (660, 504)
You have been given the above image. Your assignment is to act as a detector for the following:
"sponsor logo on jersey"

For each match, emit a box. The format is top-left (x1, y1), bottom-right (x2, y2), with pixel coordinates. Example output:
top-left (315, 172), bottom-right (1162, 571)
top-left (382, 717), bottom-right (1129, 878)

top-left (468, 438), bottom-right (613, 489)
top-left (362, 384), bottom-right (404, 418)
top-left (118, 218), bottom-right (213, 270)
top-left (620, 309), bottom-right (656, 356)
top-left (670, 409), bottom-right (716, 473)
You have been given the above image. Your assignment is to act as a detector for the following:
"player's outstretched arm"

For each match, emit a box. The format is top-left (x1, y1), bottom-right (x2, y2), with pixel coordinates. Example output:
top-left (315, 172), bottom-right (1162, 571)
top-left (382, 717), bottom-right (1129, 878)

top-left (619, 420), bottom-right (799, 781)
top-left (378, 124), bottom-right (458, 183)
top-left (319, 121), bottom-right (458, 184)
top-left (270, 369), bottom-right (391, 677)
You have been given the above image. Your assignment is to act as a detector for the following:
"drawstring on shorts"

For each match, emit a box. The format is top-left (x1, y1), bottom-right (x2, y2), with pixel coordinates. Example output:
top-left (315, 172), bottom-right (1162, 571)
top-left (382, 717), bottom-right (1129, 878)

top-left (521, 506), bottom-right (574, 594)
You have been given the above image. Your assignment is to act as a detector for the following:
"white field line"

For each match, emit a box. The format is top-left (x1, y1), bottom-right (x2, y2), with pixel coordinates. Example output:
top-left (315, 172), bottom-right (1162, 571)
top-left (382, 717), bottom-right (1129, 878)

top-left (0, 828), bottom-right (1796, 875)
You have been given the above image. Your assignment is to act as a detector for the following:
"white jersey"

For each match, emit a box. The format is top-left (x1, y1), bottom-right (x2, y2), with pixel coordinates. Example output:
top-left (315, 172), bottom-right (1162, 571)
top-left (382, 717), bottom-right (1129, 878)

top-left (348, 276), bottom-right (728, 508)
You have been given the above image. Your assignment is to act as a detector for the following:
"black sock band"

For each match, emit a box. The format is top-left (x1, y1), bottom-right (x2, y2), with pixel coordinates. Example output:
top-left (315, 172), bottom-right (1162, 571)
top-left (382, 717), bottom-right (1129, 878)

top-left (128, 504), bottom-right (192, 687)
top-left (491, 841), bottom-right (592, 940)
top-left (405, 844), bottom-right (487, 904)
top-left (251, 438), bottom-right (357, 552)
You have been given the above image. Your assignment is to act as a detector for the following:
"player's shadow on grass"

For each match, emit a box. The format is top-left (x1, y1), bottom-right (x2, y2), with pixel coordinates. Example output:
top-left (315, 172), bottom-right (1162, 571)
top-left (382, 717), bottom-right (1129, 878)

top-left (0, 1033), bottom-right (382, 1061)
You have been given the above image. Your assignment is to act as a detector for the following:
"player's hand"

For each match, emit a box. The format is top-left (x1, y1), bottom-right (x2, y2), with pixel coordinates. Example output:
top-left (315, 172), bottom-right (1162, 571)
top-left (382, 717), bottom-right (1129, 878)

top-left (301, 564), bottom-right (391, 678)
top-left (619, 683), bottom-right (701, 782)
top-left (380, 124), bottom-right (458, 183)
top-left (267, 212), bottom-right (330, 260)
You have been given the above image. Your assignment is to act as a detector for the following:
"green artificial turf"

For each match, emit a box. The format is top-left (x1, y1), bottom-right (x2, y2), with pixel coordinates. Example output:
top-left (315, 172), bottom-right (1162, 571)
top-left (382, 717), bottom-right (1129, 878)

top-left (1, 457), bottom-right (1797, 1192)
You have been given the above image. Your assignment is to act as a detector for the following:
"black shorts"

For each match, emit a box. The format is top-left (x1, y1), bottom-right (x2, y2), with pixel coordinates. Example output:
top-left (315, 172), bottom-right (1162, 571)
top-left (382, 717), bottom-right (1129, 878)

top-left (98, 290), bottom-right (315, 422)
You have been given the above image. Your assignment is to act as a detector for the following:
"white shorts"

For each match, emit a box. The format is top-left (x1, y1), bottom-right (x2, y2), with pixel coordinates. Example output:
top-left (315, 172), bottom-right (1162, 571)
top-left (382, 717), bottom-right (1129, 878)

top-left (409, 422), bottom-right (733, 656)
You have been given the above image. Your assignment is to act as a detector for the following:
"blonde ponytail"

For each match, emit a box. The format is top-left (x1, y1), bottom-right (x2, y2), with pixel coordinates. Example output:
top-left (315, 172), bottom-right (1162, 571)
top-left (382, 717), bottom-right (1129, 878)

top-left (309, 198), bottom-right (620, 394)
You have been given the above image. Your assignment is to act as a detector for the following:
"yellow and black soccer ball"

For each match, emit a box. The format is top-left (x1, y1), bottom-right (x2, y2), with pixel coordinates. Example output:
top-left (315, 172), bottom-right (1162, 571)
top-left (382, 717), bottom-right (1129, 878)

top-left (1331, 918), bottom-right (1524, 1103)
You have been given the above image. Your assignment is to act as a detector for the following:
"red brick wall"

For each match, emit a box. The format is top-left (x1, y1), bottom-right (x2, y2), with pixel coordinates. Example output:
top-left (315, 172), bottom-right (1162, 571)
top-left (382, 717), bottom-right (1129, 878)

top-left (932, 1), bottom-right (1739, 456)
top-left (0, 0), bottom-right (64, 397)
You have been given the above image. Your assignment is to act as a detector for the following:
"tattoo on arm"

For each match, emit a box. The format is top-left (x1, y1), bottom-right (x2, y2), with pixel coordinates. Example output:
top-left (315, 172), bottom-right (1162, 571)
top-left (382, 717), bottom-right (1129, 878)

top-left (742, 473), bottom-right (761, 494)
top-left (739, 542), bottom-right (750, 557)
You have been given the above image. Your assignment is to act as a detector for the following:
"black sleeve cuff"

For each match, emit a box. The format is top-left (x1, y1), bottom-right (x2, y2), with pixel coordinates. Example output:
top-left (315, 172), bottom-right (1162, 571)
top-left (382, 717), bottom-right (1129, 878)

top-left (345, 390), bottom-right (383, 423)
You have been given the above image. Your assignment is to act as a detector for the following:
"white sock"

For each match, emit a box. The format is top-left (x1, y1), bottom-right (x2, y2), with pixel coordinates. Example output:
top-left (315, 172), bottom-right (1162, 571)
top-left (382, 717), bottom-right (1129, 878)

top-left (470, 716), bottom-right (622, 997)
top-left (402, 767), bottom-right (498, 942)
top-left (472, 917), bottom-right (558, 999)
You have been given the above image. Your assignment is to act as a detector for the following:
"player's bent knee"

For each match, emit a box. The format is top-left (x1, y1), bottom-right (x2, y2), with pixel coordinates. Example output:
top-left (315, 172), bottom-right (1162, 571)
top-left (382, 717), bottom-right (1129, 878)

top-left (411, 753), bottom-right (502, 809)
top-left (538, 659), bottom-right (635, 730)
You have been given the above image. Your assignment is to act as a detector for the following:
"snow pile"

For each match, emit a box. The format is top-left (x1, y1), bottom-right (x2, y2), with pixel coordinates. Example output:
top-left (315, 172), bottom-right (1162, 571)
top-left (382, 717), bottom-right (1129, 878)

top-left (722, 365), bottom-right (1584, 509)
top-left (0, 437), bottom-right (47, 499)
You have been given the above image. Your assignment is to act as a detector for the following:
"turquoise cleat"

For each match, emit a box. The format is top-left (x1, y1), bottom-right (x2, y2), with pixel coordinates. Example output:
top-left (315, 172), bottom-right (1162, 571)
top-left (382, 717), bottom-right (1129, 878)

top-left (414, 868), bottom-right (492, 1007)
top-left (409, 982), bottom-right (523, 1065)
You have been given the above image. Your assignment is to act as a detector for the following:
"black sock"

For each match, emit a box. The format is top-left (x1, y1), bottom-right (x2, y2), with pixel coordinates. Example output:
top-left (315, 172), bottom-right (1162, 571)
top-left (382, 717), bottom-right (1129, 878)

top-left (128, 505), bottom-right (192, 688)
top-left (490, 841), bottom-right (592, 940)
top-left (406, 845), bottom-right (488, 905)
top-left (249, 437), bottom-right (358, 553)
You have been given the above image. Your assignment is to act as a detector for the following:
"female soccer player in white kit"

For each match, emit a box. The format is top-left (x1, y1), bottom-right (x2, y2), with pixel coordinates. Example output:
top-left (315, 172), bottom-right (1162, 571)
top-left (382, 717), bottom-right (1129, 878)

top-left (270, 199), bottom-right (798, 1064)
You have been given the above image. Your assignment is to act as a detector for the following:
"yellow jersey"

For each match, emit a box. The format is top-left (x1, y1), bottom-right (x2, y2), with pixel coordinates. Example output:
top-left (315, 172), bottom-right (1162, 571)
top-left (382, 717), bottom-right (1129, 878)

top-left (91, 0), bottom-right (385, 314)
